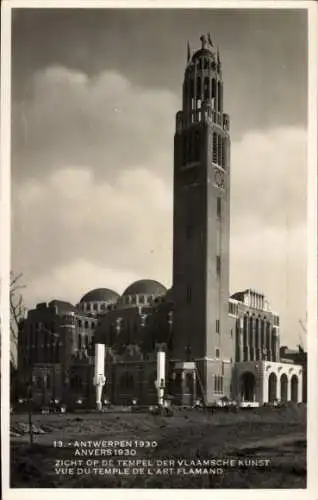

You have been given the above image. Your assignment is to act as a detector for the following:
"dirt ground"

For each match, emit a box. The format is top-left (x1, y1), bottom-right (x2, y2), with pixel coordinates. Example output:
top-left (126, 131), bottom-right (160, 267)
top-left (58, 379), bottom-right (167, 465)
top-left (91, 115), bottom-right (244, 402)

top-left (10, 405), bottom-right (306, 489)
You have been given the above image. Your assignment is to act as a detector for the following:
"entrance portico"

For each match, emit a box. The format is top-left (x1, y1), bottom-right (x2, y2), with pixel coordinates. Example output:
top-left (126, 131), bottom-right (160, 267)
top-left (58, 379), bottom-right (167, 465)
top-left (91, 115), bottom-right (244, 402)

top-left (234, 361), bottom-right (303, 404)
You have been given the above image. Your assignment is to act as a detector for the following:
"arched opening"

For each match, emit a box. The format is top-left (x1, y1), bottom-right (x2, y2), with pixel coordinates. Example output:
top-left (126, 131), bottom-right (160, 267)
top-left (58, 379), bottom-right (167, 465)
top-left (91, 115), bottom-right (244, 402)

top-left (240, 371), bottom-right (256, 402)
top-left (268, 372), bottom-right (277, 402)
top-left (291, 375), bottom-right (299, 403)
top-left (280, 373), bottom-right (288, 402)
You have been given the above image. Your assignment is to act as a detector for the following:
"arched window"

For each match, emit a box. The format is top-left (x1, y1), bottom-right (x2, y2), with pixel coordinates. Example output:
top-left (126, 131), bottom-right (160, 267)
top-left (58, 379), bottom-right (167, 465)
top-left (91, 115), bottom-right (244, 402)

top-left (217, 135), bottom-right (222, 166)
top-left (204, 77), bottom-right (209, 100)
top-left (222, 137), bottom-right (226, 168)
top-left (196, 77), bottom-right (201, 98)
top-left (212, 133), bottom-right (217, 163)
top-left (212, 79), bottom-right (216, 109)
top-left (243, 316), bottom-right (248, 347)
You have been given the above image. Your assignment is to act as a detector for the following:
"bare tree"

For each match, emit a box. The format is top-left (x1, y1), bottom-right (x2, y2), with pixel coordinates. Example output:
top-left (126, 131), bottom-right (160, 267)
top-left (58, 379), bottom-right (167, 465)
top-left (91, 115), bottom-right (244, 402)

top-left (10, 271), bottom-right (26, 367)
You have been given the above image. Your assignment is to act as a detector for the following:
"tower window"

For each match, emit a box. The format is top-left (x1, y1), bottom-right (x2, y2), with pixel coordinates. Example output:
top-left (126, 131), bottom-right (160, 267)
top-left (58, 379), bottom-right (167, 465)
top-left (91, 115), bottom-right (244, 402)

top-left (215, 348), bottom-right (220, 359)
top-left (216, 319), bottom-right (220, 334)
top-left (217, 197), bottom-right (221, 218)
top-left (186, 285), bottom-right (192, 304)
top-left (216, 256), bottom-right (221, 276)
top-left (212, 78), bottom-right (216, 101)
top-left (204, 77), bottom-right (209, 100)
top-left (222, 137), bottom-right (226, 169)
top-left (212, 133), bottom-right (217, 164)
top-left (217, 135), bottom-right (222, 166)
top-left (218, 81), bottom-right (222, 112)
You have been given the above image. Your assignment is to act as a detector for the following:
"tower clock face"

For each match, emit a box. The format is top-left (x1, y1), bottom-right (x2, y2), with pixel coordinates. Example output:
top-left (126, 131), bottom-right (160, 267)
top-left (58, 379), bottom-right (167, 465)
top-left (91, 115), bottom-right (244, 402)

top-left (214, 168), bottom-right (225, 189)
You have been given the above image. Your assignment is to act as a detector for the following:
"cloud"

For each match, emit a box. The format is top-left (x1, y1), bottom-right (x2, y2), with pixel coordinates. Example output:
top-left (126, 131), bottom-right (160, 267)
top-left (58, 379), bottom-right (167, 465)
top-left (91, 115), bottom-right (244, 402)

top-left (231, 127), bottom-right (307, 232)
top-left (12, 166), bottom-right (173, 308)
top-left (12, 66), bottom-right (179, 183)
top-left (229, 126), bottom-right (307, 347)
top-left (11, 66), bottom-right (307, 349)
top-left (23, 259), bottom-right (142, 308)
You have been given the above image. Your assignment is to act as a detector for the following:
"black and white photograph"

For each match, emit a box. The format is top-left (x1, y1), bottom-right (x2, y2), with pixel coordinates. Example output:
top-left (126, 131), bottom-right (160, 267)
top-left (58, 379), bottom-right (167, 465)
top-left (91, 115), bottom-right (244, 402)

top-left (1, 1), bottom-right (317, 496)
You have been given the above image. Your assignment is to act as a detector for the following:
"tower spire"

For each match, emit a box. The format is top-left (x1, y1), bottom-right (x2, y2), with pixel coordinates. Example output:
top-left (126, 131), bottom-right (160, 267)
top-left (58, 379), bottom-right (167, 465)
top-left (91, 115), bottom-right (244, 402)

top-left (217, 45), bottom-right (221, 64)
top-left (208, 32), bottom-right (213, 47)
top-left (187, 41), bottom-right (191, 62)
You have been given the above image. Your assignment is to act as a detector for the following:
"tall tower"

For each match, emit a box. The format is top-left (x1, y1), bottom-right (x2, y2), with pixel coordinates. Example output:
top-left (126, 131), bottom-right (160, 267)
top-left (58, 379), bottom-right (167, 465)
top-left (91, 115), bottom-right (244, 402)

top-left (172, 35), bottom-right (233, 403)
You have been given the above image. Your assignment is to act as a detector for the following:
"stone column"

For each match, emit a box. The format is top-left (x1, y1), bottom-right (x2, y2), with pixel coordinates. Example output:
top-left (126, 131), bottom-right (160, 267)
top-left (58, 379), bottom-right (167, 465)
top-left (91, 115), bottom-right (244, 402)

top-left (276, 371), bottom-right (281, 401)
top-left (252, 317), bottom-right (256, 361)
top-left (298, 374), bottom-right (303, 403)
top-left (287, 376), bottom-right (291, 401)
top-left (263, 371), bottom-right (269, 404)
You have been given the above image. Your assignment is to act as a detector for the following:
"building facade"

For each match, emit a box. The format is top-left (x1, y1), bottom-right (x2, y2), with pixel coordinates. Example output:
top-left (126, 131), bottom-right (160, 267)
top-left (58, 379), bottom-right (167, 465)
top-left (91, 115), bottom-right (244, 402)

top-left (17, 295), bottom-right (107, 408)
top-left (16, 35), bottom-right (304, 409)
top-left (172, 34), bottom-right (232, 404)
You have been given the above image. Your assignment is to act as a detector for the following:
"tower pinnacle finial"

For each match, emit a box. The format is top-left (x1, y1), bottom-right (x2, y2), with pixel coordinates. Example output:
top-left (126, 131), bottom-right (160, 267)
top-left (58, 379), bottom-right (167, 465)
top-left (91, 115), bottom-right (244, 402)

top-left (200, 34), bottom-right (207, 49)
top-left (187, 41), bottom-right (191, 62)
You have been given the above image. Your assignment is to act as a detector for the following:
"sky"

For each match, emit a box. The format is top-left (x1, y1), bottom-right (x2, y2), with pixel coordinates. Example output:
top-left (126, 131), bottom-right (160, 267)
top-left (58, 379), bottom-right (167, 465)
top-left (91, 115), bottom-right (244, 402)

top-left (10, 7), bottom-right (308, 348)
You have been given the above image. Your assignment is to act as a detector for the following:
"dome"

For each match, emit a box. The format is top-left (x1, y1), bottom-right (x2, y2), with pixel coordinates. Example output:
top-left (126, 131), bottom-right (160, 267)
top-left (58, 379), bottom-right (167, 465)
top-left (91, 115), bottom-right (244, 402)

top-left (80, 288), bottom-right (119, 303)
top-left (122, 279), bottom-right (167, 297)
